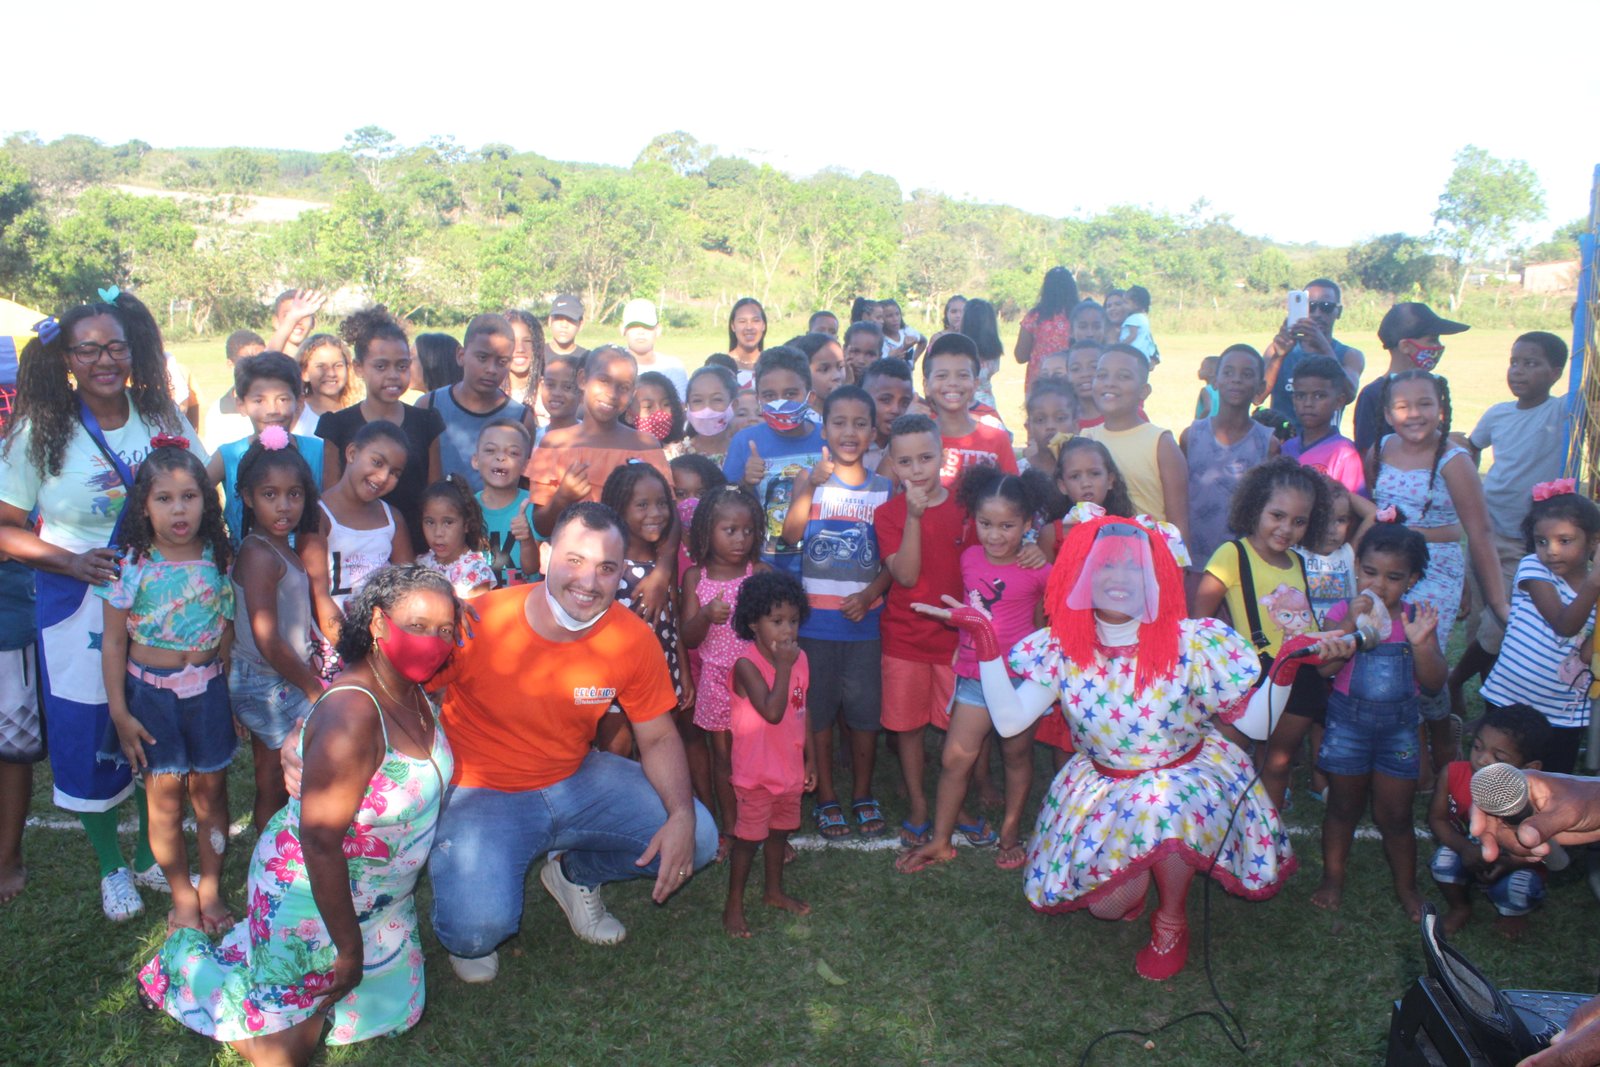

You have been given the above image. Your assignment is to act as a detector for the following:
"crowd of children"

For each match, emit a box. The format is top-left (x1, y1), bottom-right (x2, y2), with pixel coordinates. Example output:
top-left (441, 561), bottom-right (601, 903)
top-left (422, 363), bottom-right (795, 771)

top-left (1, 276), bottom-right (1591, 1016)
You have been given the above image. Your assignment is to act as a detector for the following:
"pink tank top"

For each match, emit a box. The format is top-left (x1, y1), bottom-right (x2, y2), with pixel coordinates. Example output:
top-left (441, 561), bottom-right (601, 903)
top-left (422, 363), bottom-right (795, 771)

top-left (729, 649), bottom-right (809, 794)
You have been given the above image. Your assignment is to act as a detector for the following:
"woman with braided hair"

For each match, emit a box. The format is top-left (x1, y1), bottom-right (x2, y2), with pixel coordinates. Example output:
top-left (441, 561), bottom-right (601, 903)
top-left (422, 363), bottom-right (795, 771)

top-left (0, 289), bottom-right (206, 920)
top-left (917, 512), bottom-right (1305, 980)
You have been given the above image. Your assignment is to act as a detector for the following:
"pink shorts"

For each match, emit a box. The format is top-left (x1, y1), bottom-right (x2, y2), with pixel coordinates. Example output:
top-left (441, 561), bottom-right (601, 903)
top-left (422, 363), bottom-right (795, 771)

top-left (880, 655), bottom-right (956, 732)
top-left (733, 784), bottom-right (802, 842)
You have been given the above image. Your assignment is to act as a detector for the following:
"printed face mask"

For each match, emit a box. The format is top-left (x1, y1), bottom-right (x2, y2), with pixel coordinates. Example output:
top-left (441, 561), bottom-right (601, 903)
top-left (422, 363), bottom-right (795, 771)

top-left (686, 405), bottom-right (734, 436)
top-left (636, 409), bottom-right (674, 442)
top-left (1406, 341), bottom-right (1444, 372)
top-left (761, 398), bottom-right (811, 432)
top-left (378, 613), bottom-right (454, 683)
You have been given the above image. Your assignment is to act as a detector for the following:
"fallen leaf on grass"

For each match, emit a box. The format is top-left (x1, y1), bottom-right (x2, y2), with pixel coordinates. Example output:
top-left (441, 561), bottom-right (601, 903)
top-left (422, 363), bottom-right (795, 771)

top-left (816, 960), bottom-right (846, 986)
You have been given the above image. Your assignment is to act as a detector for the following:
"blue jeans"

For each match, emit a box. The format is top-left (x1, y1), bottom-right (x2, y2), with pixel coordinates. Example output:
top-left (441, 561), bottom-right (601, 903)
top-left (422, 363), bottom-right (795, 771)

top-left (428, 751), bottom-right (718, 958)
top-left (1431, 845), bottom-right (1546, 916)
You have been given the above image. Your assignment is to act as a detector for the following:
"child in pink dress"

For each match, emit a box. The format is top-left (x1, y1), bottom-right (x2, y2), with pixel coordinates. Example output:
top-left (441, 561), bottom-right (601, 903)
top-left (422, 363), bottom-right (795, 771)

top-left (682, 485), bottom-right (772, 859)
top-left (722, 571), bottom-right (815, 938)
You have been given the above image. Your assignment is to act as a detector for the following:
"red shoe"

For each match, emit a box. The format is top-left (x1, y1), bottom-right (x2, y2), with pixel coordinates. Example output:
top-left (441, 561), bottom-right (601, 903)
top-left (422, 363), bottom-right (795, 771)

top-left (1135, 914), bottom-right (1190, 981)
top-left (1119, 891), bottom-right (1147, 922)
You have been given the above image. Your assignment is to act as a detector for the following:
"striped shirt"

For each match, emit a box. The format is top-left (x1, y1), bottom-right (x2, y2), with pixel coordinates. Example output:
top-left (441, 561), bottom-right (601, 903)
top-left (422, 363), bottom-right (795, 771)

top-left (799, 472), bottom-right (892, 641)
top-left (1480, 555), bottom-right (1594, 727)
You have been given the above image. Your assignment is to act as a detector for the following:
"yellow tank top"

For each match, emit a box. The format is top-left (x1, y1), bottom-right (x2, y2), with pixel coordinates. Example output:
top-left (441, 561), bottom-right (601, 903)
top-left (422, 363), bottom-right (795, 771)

top-left (1084, 421), bottom-right (1168, 521)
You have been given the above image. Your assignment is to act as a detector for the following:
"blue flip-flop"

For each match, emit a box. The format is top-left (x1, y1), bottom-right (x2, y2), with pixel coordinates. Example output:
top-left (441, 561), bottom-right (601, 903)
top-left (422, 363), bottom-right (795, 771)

top-left (900, 820), bottom-right (932, 847)
top-left (957, 818), bottom-right (998, 847)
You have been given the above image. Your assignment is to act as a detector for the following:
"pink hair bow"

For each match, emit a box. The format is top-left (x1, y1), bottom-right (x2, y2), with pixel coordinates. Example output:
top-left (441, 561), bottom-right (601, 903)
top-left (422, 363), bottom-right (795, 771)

top-left (258, 425), bottom-right (291, 451)
top-left (1374, 505), bottom-right (1398, 524)
top-left (1532, 478), bottom-right (1577, 502)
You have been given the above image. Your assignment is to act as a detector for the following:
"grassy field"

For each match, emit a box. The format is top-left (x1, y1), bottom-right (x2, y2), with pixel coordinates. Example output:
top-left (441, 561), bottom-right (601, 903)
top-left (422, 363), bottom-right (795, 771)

top-left (6, 316), bottom-right (1583, 1065)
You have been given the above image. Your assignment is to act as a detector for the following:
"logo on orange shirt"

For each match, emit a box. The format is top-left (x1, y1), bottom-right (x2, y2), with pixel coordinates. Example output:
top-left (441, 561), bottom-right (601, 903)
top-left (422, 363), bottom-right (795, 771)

top-left (574, 686), bottom-right (619, 705)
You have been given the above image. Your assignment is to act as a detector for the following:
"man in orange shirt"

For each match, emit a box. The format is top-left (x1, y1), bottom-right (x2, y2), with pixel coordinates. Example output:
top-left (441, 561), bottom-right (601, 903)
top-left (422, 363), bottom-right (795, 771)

top-left (428, 502), bottom-right (716, 984)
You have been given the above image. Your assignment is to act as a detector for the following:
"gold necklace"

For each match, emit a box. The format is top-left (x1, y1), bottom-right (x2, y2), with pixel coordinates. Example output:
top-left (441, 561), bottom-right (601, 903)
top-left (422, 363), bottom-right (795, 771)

top-left (372, 665), bottom-right (429, 735)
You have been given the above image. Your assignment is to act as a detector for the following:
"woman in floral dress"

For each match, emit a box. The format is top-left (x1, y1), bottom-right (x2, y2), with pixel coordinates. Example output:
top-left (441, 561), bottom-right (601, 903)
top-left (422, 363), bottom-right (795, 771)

top-left (138, 566), bottom-right (458, 1066)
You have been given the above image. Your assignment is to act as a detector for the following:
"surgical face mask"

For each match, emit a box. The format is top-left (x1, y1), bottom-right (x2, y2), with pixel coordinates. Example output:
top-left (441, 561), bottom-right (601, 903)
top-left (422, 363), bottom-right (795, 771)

top-left (545, 583), bottom-right (602, 632)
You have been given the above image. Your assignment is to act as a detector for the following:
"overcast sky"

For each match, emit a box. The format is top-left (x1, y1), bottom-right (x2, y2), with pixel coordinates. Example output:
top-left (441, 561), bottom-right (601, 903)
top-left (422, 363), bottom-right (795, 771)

top-left (10, 0), bottom-right (1595, 248)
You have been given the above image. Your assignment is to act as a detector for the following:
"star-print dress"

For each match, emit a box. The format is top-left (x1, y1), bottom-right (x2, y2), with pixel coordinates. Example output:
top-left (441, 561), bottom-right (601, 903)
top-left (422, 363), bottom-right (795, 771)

top-left (1007, 617), bottom-right (1296, 912)
top-left (136, 687), bottom-right (452, 1046)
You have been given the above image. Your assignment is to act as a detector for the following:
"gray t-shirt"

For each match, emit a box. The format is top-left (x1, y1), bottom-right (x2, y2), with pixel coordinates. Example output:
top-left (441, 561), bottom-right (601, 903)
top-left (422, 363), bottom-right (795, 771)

top-left (1470, 395), bottom-right (1565, 540)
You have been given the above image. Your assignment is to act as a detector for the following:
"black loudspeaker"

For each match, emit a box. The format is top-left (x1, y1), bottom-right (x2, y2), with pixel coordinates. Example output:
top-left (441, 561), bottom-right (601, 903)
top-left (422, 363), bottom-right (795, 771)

top-left (1385, 905), bottom-right (1589, 1066)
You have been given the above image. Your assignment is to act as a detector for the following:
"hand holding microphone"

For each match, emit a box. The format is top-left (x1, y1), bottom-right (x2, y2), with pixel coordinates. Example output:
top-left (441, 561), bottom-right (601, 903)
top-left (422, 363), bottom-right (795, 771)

top-left (1470, 763), bottom-right (1600, 864)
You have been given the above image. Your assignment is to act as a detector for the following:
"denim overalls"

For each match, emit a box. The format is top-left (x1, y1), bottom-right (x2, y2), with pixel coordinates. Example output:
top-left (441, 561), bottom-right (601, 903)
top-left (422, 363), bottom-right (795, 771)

top-left (1318, 638), bottom-right (1422, 778)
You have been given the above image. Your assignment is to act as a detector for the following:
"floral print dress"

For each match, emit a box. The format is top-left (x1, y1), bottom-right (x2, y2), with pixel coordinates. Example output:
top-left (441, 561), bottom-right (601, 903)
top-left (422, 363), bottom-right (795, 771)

top-left (1007, 618), bottom-right (1296, 912)
top-left (137, 687), bottom-right (452, 1046)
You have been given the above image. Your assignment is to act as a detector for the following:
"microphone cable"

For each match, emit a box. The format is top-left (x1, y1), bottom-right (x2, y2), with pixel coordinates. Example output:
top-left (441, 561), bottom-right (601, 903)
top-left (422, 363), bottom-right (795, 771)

top-left (1075, 675), bottom-right (1286, 1064)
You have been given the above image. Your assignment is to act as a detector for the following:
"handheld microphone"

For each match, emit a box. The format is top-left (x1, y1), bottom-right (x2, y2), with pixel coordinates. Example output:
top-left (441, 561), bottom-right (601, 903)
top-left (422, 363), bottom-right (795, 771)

top-left (1284, 616), bottom-right (1382, 659)
top-left (1470, 762), bottom-right (1535, 826)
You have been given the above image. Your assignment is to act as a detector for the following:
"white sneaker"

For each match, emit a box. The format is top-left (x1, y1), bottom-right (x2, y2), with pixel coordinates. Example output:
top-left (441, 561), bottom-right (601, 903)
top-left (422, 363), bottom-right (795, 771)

top-left (131, 865), bottom-right (200, 894)
top-left (448, 951), bottom-right (500, 984)
top-left (101, 868), bottom-right (145, 922)
top-left (539, 859), bottom-right (626, 945)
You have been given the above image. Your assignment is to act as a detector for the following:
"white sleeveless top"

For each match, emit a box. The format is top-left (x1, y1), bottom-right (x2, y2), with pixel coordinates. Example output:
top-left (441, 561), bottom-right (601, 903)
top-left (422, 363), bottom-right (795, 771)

top-left (320, 500), bottom-right (396, 607)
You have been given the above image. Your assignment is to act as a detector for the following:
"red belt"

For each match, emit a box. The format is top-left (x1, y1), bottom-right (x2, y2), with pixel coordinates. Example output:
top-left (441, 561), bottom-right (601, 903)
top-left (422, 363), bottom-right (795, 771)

top-left (1091, 742), bottom-right (1203, 779)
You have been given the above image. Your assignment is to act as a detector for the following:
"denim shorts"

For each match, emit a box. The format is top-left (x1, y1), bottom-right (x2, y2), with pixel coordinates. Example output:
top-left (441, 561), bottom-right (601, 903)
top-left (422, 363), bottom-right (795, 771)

top-left (100, 660), bottom-right (236, 776)
top-left (1317, 688), bottom-right (1419, 779)
top-left (230, 655), bottom-right (313, 750)
top-left (1430, 844), bottom-right (1546, 916)
top-left (951, 672), bottom-right (1027, 713)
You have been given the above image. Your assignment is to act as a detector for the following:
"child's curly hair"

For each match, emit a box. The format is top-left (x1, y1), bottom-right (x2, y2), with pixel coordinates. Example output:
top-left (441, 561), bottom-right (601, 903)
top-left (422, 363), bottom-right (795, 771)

top-left (339, 304), bottom-right (409, 363)
top-left (123, 445), bottom-right (232, 572)
top-left (733, 570), bottom-right (809, 641)
top-left (955, 464), bottom-right (1051, 523)
top-left (1225, 456), bottom-right (1331, 549)
top-left (1521, 490), bottom-right (1600, 554)
top-left (1357, 522), bottom-right (1429, 579)
top-left (688, 485), bottom-right (764, 567)
top-left (421, 474), bottom-right (488, 552)
top-left (1476, 704), bottom-right (1554, 768)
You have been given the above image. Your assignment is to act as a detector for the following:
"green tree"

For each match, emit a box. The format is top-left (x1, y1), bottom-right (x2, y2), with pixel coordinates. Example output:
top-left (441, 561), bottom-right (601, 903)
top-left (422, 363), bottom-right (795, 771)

top-left (635, 132), bottom-right (713, 178)
top-left (1432, 145), bottom-right (1546, 309)
top-left (1347, 233), bottom-right (1443, 296)
top-left (1526, 217), bottom-right (1585, 264)
top-left (342, 126), bottom-right (400, 188)
top-left (214, 147), bottom-right (268, 191)
top-left (27, 188), bottom-right (194, 304)
top-left (794, 171), bottom-right (897, 311)
top-left (1246, 248), bottom-right (1294, 292)
top-left (283, 184), bottom-right (421, 311)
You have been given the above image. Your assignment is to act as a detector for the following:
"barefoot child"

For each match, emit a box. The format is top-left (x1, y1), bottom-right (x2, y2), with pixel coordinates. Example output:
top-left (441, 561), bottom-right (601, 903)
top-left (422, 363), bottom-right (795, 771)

top-left (473, 419), bottom-right (539, 587)
top-left (1429, 704), bottom-right (1553, 937)
top-left (897, 467), bottom-right (1052, 873)
top-left (228, 430), bottom-right (326, 831)
top-left (97, 442), bottom-right (236, 934)
top-left (724, 571), bottom-right (816, 937)
top-left (1310, 522), bottom-right (1445, 920)
top-left (418, 475), bottom-right (495, 598)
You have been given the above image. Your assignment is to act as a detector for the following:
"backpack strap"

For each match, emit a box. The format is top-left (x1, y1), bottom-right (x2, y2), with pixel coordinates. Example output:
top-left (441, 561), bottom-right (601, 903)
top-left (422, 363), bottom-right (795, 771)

top-left (1232, 539), bottom-right (1271, 652)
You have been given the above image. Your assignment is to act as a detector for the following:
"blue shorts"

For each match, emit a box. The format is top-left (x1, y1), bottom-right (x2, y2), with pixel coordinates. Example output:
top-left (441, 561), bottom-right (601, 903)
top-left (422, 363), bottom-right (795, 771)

top-left (951, 673), bottom-right (1026, 713)
top-left (230, 655), bottom-right (313, 750)
top-left (99, 661), bottom-right (236, 777)
top-left (1317, 689), bottom-right (1419, 779)
top-left (1430, 845), bottom-right (1546, 916)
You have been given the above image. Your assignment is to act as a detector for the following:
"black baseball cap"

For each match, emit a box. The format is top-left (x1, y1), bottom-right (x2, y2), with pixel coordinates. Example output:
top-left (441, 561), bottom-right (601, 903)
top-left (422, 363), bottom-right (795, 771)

top-left (550, 294), bottom-right (584, 322)
top-left (1377, 302), bottom-right (1469, 350)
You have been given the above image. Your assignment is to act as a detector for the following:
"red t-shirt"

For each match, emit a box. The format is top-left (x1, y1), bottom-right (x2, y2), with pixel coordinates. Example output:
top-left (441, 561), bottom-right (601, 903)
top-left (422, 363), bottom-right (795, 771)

top-left (875, 492), bottom-right (968, 664)
top-left (434, 584), bottom-right (677, 791)
top-left (939, 424), bottom-right (1018, 487)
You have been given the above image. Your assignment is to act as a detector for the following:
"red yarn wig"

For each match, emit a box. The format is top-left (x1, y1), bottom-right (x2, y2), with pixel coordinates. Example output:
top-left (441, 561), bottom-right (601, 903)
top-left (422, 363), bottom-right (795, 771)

top-left (1045, 514), bottom-right (1187, 690)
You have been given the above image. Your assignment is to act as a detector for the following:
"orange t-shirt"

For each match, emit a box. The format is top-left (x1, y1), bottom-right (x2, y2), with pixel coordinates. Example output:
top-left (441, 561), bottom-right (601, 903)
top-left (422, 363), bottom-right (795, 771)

top-left (524, 444), bottom-right (673, 507)
top-left (435, 584), bottom-right (677, 791)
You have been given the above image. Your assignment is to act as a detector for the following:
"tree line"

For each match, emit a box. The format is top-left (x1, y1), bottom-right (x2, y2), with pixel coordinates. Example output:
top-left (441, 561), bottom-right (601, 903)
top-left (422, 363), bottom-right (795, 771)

top-left (0, 129), bottom-right (1574, 334)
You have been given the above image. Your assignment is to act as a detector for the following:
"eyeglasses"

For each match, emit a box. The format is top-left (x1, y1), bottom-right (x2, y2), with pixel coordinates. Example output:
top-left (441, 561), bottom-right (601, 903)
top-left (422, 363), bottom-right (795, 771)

top-left (66, 340), bottom-right (132, 365)
top-left (1309, 301), bottom-right (1341, 315)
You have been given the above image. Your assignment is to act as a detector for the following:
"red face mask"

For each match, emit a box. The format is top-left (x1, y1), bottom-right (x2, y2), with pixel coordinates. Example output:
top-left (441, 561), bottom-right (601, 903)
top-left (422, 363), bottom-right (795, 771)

top-left (378, 612), bottom-right (453, 683)
top-left (636, 408), bottom-right (674, 442)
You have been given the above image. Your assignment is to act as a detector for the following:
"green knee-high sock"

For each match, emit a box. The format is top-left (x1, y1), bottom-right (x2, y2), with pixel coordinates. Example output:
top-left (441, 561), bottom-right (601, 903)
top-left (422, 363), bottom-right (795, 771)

top-left (78, 809), bottom-right (125, 877)
top-left (132, 785), bottom-right (157, 872)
